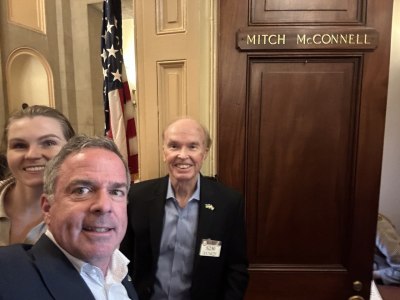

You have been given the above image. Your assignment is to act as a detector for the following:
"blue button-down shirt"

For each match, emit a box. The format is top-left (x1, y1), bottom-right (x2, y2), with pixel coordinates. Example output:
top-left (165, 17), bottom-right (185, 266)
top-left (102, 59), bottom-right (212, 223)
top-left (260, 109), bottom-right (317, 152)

top-left (151, 177), bottom-right (200, 300)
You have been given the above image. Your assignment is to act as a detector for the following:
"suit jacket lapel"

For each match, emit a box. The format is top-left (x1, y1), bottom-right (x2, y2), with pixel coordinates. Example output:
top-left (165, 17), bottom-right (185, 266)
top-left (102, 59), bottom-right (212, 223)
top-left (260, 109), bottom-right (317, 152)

top-left (122, 275), bottom-right (139, 299)
top-left (193, 177), bottom-right (218, 268)
top-left (197, 176), bottom-right (218, 237)
top-left (32, 236), bottom-right (139, 300)
top-left (149, 176), bottom-right (169, 266)
top-left (30, 235), bottom-right (95, 300)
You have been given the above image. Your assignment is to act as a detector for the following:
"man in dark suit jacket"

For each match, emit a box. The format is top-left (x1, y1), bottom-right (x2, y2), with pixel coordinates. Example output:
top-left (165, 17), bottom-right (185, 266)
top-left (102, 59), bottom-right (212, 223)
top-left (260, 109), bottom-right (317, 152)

top-left (121, 118), bottom-right (249, 300)
top-left (0, 235), bottom-right (137, 300)
top-left (0, 135), bottom-right (138, 300)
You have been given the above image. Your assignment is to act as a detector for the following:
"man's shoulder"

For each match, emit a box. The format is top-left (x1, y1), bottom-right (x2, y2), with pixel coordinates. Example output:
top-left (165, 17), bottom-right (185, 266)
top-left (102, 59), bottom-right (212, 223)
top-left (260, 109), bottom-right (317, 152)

top-left (201, 176), bottom-right (241, 194)
top-left (0, 243), bottom-right (33, 271)
top-left (130, 177), bottom-right (166, 192)
top-left (128, 177), bottom-right (168, 203)
top-left (0, 243), bottom-right (32, 256)
top-left (200, 176), bottom-right (244, 203)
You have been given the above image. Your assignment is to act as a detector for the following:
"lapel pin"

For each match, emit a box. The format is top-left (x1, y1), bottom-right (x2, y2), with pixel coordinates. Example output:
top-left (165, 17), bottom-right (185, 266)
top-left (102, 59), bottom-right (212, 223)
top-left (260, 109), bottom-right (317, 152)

top-left (205, 204), bottom-right (215, 211)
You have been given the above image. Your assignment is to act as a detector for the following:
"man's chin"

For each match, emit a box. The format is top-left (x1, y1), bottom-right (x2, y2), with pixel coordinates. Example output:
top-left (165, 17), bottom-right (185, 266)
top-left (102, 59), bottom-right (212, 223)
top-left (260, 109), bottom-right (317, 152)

top-left (172, 173), bottom-right (196, 182)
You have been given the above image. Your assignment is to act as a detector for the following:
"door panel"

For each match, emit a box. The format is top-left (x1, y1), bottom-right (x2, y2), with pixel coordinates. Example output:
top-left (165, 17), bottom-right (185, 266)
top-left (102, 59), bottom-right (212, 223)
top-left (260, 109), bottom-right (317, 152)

top-left (247, 57), bottom-right (360, 265)
top-left (134, 0), bottom-right (216, 180)
top-left (248, 272), bottom-right (347, 300)
top-left (218, 0), bottom-right (393, 298)
top-left (245, 57), bottom-right (358, 299)
top-left (250, 0), bottom-right (362, 24)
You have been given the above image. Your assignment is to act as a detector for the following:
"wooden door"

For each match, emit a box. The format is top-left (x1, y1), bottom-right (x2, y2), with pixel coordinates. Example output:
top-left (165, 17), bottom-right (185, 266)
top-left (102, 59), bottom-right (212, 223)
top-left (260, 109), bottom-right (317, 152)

top-left (217, 0), bottom-right (393, 299)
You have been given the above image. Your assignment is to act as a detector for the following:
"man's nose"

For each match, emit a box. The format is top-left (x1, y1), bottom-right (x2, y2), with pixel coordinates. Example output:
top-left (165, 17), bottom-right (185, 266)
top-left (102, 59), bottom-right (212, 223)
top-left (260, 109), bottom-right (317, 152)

top-left (90, 190), bottom-right (113, 213)
top-left (177, 147), bottom-right (189, 159)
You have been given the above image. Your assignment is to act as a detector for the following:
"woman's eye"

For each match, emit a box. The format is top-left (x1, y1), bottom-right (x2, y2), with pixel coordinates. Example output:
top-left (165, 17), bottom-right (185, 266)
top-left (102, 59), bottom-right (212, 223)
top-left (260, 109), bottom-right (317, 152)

top-left (42, 140), bottom-right (58, 147)
top-left (9, 142), bottom-right (27, 150)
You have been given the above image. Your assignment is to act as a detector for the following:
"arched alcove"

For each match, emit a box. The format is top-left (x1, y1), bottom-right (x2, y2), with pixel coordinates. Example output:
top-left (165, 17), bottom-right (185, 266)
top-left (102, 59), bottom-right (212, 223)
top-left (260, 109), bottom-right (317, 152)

top-left (6, 47), bottom-right (54, 113)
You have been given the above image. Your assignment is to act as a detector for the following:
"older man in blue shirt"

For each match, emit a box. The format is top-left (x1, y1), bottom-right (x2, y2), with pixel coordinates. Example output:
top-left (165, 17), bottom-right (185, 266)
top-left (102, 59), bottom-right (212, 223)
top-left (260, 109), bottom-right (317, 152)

top-left (152, 178), bottom-right (200, 299)
top-left (121, 117), bottom-right (249, 300)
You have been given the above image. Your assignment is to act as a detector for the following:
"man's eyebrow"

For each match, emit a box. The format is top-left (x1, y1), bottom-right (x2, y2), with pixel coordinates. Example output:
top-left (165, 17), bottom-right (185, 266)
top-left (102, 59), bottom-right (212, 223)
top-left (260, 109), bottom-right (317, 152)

top-left (65, 179), bottom-right (95, 191)
top-left (111, 182), bottom-right (128, 187)
top-left (68, 179), bottom-right (93, 186)
top-left (109, 182), bottom-right (129, 190)
top-left (65, 180), bottom-right (128, 190)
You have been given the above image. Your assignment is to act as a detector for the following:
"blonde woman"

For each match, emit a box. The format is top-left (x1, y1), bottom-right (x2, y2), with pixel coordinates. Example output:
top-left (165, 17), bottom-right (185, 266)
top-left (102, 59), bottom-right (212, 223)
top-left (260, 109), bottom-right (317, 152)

top-left (0, 105), bottom-right (75, 246)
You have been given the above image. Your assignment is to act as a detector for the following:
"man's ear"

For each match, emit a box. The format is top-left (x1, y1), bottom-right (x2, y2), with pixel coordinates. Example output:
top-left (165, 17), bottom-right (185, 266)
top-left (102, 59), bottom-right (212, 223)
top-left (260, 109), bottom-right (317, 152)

top-left (203, 148), bottom-right (209, 161)
top-left (41, 194), bottom-right (52, 224)
top-left (162, 147), bottom-right (167, 162)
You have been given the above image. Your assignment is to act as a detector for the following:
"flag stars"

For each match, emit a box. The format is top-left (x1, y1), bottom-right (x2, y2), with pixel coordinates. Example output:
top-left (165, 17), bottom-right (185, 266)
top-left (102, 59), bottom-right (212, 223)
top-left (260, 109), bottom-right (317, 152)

top-left (107, 44), bottom-right (119, 58)
top-left (102, 0), bottom-right (139, 175)
top-left (112, 69), bottom-right (122, 82)
top-left (103, 68), bottom-right (108, 79)
top-left (106, 21), bottom-right (114, 33)
top-left (101, 49), bottom-right (107, 62)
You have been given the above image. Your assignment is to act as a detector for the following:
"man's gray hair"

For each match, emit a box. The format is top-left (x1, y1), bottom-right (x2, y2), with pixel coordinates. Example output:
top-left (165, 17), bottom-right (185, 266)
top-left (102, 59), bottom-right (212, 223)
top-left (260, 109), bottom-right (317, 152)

top-left (43, 135), bottom-right (131, 197)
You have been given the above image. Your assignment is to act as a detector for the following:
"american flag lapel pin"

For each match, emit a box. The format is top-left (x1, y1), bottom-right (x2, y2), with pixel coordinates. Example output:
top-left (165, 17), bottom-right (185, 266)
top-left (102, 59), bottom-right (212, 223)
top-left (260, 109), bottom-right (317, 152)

top-left (205, 204), bottom-right (215, 211)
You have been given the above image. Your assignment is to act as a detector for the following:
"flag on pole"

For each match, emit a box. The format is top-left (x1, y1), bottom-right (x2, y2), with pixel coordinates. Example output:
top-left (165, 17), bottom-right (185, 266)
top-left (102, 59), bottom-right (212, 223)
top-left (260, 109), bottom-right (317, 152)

top-left (101, 0), bottom-right (138, 179)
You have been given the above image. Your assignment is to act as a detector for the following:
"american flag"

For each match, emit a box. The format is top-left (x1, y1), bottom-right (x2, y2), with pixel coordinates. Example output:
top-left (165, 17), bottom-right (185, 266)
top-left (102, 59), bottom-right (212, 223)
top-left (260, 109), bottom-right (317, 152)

top-left (101, 0), bottom-right (138, 178)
